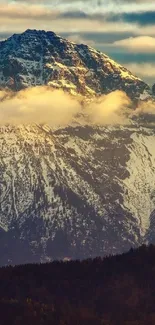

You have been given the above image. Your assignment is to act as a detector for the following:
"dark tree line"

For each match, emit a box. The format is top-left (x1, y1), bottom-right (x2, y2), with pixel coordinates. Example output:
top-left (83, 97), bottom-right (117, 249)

top-left (1, 244), bottom-right (155, 324)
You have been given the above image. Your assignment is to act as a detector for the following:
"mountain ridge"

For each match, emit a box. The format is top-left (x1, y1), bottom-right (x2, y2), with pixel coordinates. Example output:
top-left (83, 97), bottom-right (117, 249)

top-left (0, 29), bottom-right (151, 100)
top-left (1, 244), bottom-right (155, 325)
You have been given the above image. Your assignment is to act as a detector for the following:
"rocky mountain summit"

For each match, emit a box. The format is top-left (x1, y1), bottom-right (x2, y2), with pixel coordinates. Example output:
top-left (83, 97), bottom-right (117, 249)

top-left (0, 30), bottom-right (155, 265)
top-left (0, 29), bottom-right (151, 99)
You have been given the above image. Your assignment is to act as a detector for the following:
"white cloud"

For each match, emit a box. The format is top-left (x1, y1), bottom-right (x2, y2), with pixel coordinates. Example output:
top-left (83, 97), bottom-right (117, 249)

top-left (134, 99), bottom-right (155, 117)
top-left (12, 0), bottom-right (155, 14)
top-left (124, 63), bottom-right (155, 78)
top-left (1, 86), bottom-right (155, 126)
top-left (113, 36), bottom-right (155, 53)
top-left (0, 87), bottom-right (81, 126)
top-left (0, 87), bottom-right (132, 126)
top-left (0, 3), bottom-right (59, 19)
top-left (85, 90), bottom-right (131, 125)
top-left (1, 2), bottom-right (155, 36)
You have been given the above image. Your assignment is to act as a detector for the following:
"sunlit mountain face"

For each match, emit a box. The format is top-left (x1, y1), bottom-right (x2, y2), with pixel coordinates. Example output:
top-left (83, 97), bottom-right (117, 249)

top-left (0, 29), bottom-right (155, 265)
top-left (0, 0), bottom-right (155, 265)
top-left (0, 29), bottom-right (149, 98)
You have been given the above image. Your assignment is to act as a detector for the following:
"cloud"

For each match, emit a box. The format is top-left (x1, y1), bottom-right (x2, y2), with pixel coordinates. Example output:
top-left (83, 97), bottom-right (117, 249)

top-left (116, 0), bottom-right (155, 3)
top-left (114, 11), bottom-right (155, 26)
top-left (0, 90), bottom-right (10, 101)
top-left (63, 34), bottom-right (155, 55)
top-left (1, 86), bottom-right (155, 126)
top-left (0, 18), bottom-right (138, 35)
top-left (113, 36), bottom-right (155, 53)
top-left (0, 3), bottom-right (59, 20)
top-left (124, 63), bottom-right (155, 79)
top-left (0, 87), bottom-right (133, 126)
top-left (0, 3), bottom-right (136, 35)
top-left (12, 0), bottom-right (155, 12)
top-left (85, 90), bottom-right (132, 125)
top-left (0, 87), bottom-right (81, 126)
top-left (66, 33), bottom-right (95, 45)
top-left (1, 1), bottom-right (155, 37)
top-left (133, 99), bottom-right (155, 122)
top-left (86, 89), bottom-right (155, 125)
top-left (61, 31), bottom-right (136, 44)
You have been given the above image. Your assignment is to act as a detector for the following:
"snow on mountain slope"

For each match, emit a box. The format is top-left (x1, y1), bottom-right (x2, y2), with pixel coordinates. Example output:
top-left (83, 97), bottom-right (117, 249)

top-left (123, 131), bottom-right (155, 236)
top-left (0, 29), bottom-right (155, 265)
top-left (0, 29), bottom-right (150, 98)
top-left (0, 123), bottom-right (155, 264)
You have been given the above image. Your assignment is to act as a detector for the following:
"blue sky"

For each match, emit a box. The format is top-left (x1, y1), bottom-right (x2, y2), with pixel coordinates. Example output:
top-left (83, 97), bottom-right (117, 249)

top-left (1, 0), bottom-right (155, 85)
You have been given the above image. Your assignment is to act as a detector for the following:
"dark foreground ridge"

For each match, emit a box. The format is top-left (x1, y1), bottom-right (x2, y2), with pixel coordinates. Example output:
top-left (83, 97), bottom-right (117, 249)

top-left (1, 244), bottom-right (155, 325)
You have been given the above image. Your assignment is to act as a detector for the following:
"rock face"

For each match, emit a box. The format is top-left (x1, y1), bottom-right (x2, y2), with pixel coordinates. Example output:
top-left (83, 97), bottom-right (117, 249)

top-left (0, 124), bottom-right (155, 265)
top-left (0, 30), bottom-right (155, 266)
top-left (0, 29), bottom-right (150, 98)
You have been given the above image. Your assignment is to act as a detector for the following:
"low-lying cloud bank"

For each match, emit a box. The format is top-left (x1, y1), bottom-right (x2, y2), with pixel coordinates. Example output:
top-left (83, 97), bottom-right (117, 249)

top-left (0, 86), bottom-right (155, 126)
top-left (85, 90), bottom-right (132, 125)
top-left (0, 87), bottom-right (80, 125)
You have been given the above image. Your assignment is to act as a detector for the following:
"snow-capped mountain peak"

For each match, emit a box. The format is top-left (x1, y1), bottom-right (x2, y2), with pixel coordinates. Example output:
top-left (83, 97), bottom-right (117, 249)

top-left (0, 29), bottom-right (150, 99)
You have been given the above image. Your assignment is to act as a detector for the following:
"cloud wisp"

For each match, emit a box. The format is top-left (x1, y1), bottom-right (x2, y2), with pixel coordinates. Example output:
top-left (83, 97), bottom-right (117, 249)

top-left (85, 90), bottom-right (132, 125)
top-left (112, 36), bottom-right (155, 53)
top-left (1, 87), bottom-right (154, 127)
top-left (0, 87), bottom-right (81, 126)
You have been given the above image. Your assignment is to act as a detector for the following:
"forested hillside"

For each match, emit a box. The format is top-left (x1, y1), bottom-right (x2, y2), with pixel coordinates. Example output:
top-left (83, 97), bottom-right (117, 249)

top-left (1, 244), bottom-right (155, 324)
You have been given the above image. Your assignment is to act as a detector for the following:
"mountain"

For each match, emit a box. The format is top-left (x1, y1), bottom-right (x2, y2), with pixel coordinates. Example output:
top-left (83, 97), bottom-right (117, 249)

top-left (0, 29), bottom-right (151, 99)
top-left (1, 245), bottom-right (155, 325)
top-left (0, 30), bottom-right (155, 266)
top-left (0, 123), bottom-right (155, 265)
